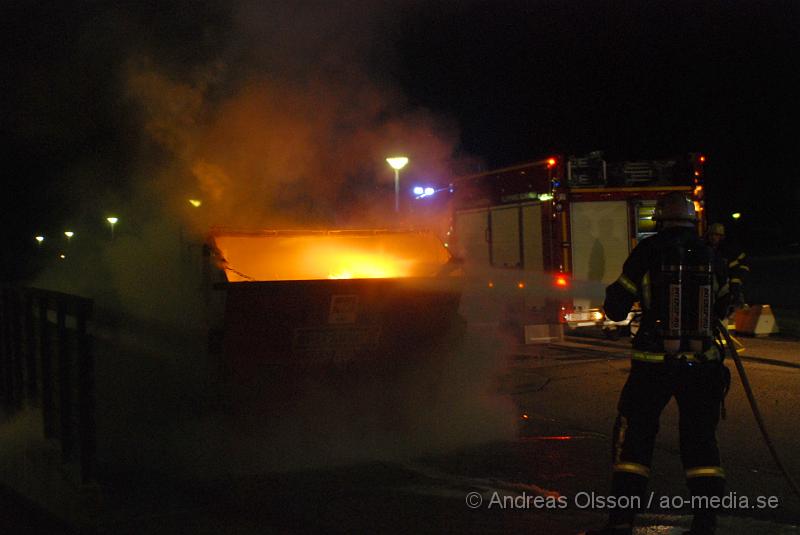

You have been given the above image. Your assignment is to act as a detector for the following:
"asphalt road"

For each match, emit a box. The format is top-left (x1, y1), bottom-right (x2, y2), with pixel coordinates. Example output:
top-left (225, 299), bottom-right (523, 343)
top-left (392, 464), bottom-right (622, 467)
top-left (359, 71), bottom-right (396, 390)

top-left (0, 485), bottom-right (74, 534)
top-left (2, 336), bottom-right (799, 534)
top-left (508, 338), bottom-right (800, 531)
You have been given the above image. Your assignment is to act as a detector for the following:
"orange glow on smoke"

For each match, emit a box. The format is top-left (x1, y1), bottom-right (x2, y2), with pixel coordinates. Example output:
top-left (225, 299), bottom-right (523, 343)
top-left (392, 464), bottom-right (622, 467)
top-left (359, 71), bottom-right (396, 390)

top-left (126, 66), bottom-right (464, 233)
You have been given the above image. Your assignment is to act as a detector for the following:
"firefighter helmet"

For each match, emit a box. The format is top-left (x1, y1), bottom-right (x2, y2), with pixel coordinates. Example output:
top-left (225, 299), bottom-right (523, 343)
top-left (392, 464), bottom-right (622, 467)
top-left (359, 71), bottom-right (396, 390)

top-left (653, 192), bottom-right (697, 221)
top-left (708, 222), bottom-right (725, 236)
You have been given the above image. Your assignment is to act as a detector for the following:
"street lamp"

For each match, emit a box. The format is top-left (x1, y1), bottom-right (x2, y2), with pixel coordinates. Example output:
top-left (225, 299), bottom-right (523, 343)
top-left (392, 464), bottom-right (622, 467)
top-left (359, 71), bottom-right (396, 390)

top-left (106, 217), bottom-right (119, 239)
top-left (64, 231), bottom-right (74, 244)
top-left (35, 236), bottom-right (44, 247)
top-left (386, 156), bottom-right (409, 213)
top-left (188, 199), bottom-right (202, 208)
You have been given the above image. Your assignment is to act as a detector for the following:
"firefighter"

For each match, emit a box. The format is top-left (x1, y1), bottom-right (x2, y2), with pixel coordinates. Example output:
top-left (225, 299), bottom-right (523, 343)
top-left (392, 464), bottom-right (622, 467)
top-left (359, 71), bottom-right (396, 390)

top-left (706, 222), bottom-right (749, 313)
top-left (585, 192), bottom-right (732, 535)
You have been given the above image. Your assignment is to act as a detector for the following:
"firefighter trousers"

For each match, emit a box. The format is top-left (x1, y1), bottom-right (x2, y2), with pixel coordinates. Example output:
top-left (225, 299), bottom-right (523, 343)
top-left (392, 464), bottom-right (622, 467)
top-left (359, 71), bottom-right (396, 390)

top-left (607, 358), bottom-right (730, 532)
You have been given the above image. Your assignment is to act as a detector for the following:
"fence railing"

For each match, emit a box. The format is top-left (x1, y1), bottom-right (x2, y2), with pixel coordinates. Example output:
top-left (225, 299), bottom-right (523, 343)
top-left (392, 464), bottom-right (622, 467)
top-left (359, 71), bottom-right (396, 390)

top-left (0, 286), bottom-right (95, 484)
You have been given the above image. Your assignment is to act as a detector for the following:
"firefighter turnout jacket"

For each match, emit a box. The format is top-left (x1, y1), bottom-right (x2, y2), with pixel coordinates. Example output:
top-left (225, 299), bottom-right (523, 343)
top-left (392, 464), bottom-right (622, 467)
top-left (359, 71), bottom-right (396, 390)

top-left (605, 226), bottom-right (732, 354)
top-left (716, 240), bottom-right (749, 305)
top-left (600, 225), bottom-right (732, 534)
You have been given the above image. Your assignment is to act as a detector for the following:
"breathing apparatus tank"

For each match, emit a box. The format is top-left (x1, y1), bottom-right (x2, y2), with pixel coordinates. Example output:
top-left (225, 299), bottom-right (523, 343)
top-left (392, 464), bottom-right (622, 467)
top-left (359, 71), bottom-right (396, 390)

top-left (658, 243), bottom-right (684, 354)
top-left (685, 244), bottom-right (714, 353)
top-left (656, 240), bottom-right (714, 354)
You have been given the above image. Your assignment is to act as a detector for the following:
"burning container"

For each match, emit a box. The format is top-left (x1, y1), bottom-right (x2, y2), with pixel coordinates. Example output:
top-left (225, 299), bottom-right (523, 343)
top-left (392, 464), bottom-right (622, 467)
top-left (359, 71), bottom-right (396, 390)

top-left (204, 230), bottom-right (462, 397)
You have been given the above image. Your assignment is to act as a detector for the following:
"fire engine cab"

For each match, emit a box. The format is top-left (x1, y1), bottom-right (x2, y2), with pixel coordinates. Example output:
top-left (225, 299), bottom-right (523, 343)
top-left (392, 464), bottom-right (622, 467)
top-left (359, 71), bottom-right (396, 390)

top-left (448, 151), bottom-right (707, 339)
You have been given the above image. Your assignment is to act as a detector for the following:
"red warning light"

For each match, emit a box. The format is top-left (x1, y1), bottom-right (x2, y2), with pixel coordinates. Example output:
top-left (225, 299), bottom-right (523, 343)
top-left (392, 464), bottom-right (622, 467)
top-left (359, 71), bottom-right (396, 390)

top-left (555, 275), bottom-right (568, 288)
top-left (547, 157), bottom-right (557, 167)
top-left (699, 155), bottom-right (706, 163)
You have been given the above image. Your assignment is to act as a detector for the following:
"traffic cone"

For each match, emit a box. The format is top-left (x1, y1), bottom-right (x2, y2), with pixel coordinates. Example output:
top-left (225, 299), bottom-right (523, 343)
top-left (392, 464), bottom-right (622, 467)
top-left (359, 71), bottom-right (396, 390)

top-left (734, 305), bottom-right (779, 336)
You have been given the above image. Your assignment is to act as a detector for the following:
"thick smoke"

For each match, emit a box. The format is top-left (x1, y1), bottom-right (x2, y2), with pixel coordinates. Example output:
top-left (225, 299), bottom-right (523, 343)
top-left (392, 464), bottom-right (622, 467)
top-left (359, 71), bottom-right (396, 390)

top-left (33, 0), bottom-right (514, 480)
top-left (125, 62), bottom-right (462, 231)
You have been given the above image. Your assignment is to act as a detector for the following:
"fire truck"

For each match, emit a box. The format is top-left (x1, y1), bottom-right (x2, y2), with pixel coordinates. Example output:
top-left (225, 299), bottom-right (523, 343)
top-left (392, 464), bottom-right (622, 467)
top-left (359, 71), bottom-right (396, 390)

top-left (449, 151), bottom-right (707, 340)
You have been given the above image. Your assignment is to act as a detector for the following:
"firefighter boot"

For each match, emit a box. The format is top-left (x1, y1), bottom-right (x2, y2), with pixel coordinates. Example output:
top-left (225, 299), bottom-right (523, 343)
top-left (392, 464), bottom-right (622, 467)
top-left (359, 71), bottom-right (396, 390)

top-left (684, 471), bottom-right (724, 535)
top-left (582, 471), bottom-right (647, 535)
top-left (682, 512), bottom-right (716, 535)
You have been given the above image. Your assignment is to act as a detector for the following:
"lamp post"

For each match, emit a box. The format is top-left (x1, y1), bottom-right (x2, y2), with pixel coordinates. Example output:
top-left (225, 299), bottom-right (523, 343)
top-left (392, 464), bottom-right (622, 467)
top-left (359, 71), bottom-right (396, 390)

top-left (64, 231), bottom-right (74, 244)
top-left (386, 156), bottom-right (409, 213)
top-left (106, 217), bottom-right (119, 239)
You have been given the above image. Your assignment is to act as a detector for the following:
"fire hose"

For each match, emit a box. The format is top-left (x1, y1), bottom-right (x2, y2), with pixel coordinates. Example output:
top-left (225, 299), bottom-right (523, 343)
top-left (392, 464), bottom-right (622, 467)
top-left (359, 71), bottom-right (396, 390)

top-left (716, 319), bottom-right (800, 499)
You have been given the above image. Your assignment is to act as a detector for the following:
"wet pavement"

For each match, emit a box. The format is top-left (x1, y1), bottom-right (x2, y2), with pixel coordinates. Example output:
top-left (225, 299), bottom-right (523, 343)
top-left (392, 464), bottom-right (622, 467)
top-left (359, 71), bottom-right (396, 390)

top-left (2, 334), bottom-right (800, 534)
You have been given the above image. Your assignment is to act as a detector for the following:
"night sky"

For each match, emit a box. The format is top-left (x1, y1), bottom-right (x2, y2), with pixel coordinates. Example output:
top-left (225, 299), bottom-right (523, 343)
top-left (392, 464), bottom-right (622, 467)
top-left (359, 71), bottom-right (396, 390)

top-left (2, 0), bottom-right (798, 281)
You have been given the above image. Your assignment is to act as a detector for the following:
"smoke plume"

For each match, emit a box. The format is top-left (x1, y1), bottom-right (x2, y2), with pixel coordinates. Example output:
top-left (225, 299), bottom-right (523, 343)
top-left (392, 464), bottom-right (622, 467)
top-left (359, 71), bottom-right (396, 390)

top-left (32, 0), bottom-right (512, 480)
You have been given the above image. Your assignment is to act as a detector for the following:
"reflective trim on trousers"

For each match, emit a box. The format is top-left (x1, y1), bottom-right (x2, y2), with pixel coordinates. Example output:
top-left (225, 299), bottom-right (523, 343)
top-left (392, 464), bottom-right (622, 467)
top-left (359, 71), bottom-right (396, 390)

top-left (613, 462), bottom-right (651, 478)
top-left (686, 466), bottom-right (726, 479)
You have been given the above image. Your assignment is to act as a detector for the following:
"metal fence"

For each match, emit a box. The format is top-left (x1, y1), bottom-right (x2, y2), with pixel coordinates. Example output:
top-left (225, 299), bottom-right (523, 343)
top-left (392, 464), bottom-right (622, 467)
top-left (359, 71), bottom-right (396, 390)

top-left (0, 287), bottom-right (95, 483)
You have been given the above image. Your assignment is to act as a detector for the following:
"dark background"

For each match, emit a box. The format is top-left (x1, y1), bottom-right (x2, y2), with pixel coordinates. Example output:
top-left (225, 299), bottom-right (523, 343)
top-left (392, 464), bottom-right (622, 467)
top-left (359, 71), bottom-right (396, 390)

top-left (2, 0), bottom-right (798, 281)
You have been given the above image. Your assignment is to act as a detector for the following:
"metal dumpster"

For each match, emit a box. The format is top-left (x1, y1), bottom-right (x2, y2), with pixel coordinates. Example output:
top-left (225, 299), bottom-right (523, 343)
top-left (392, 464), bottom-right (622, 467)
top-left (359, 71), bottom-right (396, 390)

top-left (205, 230), bottom-right (462, 390)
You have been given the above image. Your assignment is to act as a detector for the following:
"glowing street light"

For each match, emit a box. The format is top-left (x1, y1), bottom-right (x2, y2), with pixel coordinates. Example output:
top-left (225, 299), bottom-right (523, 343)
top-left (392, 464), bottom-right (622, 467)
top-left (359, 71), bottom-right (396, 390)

top-left (386, 156), bottom-right (409, 213)
top-left (189, 199), bottom-right (202, 208)
top-left (731, 212), bottom-right (741, 220)
top-left (35, 235), bottom-right (44, 246)
top-left (106, 216), bottom-right (119, 239)
top-left (64, 231), bottom-right (74, 244)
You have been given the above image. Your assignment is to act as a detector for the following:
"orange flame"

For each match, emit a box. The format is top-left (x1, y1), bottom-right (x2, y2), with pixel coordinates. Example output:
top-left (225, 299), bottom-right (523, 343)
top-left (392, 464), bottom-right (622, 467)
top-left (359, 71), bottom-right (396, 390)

top-left (211, 231), bottom-right (450, 282)
top-left (325, 250), bottom-right (408, 279)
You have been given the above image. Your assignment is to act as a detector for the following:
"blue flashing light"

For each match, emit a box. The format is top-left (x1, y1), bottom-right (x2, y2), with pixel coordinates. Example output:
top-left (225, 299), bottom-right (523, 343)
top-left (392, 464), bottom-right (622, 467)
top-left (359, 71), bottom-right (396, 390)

top-left (414, 185), bottom-right (440, 199)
